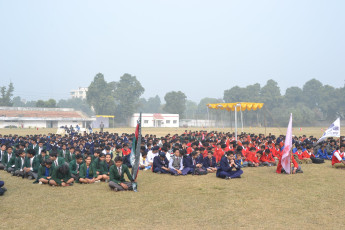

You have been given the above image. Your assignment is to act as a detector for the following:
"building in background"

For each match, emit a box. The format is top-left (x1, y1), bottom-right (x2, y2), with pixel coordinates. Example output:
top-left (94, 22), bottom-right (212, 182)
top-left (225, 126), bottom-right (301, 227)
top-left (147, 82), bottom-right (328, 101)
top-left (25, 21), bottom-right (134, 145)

top-left (0, 107), bottom-right (94, 128)
top-left (70, 87), bottom-right (88, 99)
top-left (130, 113), bottom-right (179, 128)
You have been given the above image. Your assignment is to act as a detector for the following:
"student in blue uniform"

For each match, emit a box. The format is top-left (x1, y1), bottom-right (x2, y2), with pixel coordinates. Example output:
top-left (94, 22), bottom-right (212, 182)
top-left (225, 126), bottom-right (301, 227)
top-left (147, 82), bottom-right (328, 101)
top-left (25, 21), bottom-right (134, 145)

top-left (153, 152), bottom-right (170, 174)
top-left (203, 151), bottom-right (217, 173)
top-left (216, 151), bottom-right (243, 180)
top-left (183, 151), bottom-right (202, 174)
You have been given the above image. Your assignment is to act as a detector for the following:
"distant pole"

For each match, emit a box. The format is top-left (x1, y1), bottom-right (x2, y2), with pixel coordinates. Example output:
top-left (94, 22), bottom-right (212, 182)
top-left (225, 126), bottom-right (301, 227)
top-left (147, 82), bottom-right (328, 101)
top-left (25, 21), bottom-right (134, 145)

top-left (207, 106), bottom-right (210, 132)
top-left (240, 104), bottom-right (244, 133)
top-left (235, 106), bottom-right (238, 141)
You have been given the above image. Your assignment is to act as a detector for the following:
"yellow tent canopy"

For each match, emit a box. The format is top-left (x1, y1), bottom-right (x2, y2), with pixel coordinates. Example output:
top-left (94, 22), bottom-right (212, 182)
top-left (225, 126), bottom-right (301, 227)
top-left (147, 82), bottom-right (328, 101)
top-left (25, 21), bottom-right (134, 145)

top-left (207, 102), bottom-right (264, 111)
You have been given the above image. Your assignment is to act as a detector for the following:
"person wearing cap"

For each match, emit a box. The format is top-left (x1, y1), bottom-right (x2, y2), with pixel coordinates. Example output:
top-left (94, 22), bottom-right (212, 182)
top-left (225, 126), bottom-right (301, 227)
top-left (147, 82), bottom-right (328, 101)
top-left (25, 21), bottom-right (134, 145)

top-left (153, 152), bottom-right (170, 174)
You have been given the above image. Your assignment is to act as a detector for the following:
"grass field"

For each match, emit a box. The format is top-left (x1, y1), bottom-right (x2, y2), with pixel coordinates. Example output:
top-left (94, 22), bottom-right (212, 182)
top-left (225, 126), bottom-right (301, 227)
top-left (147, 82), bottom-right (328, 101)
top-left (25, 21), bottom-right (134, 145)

top-left (1, 127), bottom-right (343, 229)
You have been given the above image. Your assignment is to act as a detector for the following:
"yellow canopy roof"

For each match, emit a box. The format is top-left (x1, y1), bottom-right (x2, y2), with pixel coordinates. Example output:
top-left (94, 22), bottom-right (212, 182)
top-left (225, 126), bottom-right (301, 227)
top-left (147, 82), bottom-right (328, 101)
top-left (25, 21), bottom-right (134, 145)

top-left (96, 115), bottom-right (115, 118)
top-left (207, 102), bottom-right (264, 111)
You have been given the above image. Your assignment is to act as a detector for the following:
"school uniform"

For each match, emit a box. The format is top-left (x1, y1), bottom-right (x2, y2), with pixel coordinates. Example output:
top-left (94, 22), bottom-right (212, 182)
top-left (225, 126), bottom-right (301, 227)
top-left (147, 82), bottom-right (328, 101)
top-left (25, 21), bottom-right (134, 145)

top-left (332, 150), bottom-right (345, 168)
top-left (69, 160), bottom-right (83, 181)
top-left (14, 157), bottom-right (25, 177)
top-left (51, 165), bottom-right (73, 185)
top-left (168, 155), bottom-right (185, 175)
top-left (182, 155), bottom-right (197, 174)
top-left (23, 156), bottom-right (40, 179)
top-left (216, 156), bottom-right (243, 179)
top-left (59, 149), bottom-right (72, 163)
top-left (37, 165), bottom-right (53, 180)
top-left (108, 164), bottom-right (134, 191)
top-left (52, 157), bottom-right (66, 169)
top-left (104, 160), bottom-right (114, 174)
top-left (0, 150), bottom-right (6, 170)
top-left (152, 156), bottom-right (170, 174)
top-left (5, 153), bottom-right (16, 173)
top-left (203, 156), bottom-right (217, 169)
top-left (94, 158), bottom-right (107, 175)
top-left (79, 163), bottom-right (97, 180)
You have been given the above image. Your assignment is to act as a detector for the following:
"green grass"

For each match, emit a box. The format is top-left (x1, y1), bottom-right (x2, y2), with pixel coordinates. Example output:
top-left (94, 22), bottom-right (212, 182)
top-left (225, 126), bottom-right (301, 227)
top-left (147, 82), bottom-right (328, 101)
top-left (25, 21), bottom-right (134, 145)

top-left (1, 161), bottom-right (345, 229)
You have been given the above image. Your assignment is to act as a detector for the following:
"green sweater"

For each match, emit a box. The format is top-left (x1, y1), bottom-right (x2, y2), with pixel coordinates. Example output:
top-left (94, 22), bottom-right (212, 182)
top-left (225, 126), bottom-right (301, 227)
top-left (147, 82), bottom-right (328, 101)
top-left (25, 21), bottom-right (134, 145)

top-left (109, 164), bottom-right (133, 184)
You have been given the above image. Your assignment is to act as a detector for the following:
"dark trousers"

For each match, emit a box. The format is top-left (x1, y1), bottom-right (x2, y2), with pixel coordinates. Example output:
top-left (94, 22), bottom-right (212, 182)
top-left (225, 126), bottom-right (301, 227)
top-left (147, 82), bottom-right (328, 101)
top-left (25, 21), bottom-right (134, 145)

top-left (153, 167), bottom-right (170, 174)
top-left (217, 169), bottom-right (243, 179)
top-left (109, 181), bottom-right (133, 191)
top-left (0, 163), bottom-right (5, 170)
top-left (170, 168), bottom-right (188, 175)
top-left (24, 171), bottom-right (38, 179)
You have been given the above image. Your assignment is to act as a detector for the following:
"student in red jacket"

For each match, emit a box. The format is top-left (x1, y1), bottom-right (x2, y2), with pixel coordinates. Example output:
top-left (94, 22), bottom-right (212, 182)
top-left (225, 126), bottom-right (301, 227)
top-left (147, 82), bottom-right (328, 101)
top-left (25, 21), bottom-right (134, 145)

top-left (276, 153), bottom-right (303, 174)
top-left (332, 145), bottom-right (345, 168)
top-left (246, 147), bottom-right (259, 167)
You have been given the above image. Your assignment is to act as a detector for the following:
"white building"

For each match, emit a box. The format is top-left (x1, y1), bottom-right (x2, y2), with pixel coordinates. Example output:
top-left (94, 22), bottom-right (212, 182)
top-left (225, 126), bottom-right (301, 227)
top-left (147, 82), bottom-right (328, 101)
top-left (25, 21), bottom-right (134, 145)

top-left (0, 107), bottom-right (95, 128)
top-left (70, 87), bottom-right (88, 99)
top-left (130, 113), bottom-right (179, 128)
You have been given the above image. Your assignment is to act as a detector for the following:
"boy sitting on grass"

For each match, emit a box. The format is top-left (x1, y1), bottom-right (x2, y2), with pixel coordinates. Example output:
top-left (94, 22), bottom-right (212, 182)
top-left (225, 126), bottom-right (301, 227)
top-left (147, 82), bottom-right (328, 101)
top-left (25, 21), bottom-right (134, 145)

top-left (216, 151), bottom-right (243, 180)
top-left (37, 159), bottom-right (53, 185)
top-left (109, 156), bottom-right (135, 192)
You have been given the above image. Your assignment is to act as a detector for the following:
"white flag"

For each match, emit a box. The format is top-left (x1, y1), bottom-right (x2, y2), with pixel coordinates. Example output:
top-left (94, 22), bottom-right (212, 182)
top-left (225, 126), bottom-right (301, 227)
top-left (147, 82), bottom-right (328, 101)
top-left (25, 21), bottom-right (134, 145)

top-left (281, 114), bottom-right (292, 174)
top-left (317, 118), bottom-right (340, 143)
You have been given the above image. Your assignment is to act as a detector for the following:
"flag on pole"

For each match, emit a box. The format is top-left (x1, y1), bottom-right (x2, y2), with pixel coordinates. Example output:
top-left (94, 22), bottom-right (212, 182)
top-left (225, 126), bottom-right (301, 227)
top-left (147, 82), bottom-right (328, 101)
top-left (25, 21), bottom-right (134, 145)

top-left (281, 114), bottom-right (293, 174)
top-left (130, 113), bottom-right (142, 192)
top-left (317, 118), bottom-right (340, 143)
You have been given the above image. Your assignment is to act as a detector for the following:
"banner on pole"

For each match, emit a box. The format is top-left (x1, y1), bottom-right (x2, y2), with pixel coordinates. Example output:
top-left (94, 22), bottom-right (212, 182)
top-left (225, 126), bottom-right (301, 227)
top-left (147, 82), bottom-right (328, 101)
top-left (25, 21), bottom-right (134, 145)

top-left (317, 118), bottom-right (340, 143)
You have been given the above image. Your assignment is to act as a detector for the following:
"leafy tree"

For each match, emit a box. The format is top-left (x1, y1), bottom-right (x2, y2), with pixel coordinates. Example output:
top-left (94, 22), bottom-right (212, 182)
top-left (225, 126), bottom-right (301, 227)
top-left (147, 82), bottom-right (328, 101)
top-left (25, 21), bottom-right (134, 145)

top-left (0, 82), bottom-right (14, 106)
top-left (302, 78), bottom-right (323, 108)
top-left (86, 73), bottom-right (116, 115)
top-left (57, 98), bottom-right (94, 116)
top-left (12, 96), bottom-right (26, 107)
top-left (260, 79), bottom-right (281, 109)
top-left (36, 99), bottom-right (56, 108)
top-left (113, 73), bottom-right (145, 123)
top-left (163, 91), bottom-right (187, 118)
top-left (185, 100), bottom-right (198, 119)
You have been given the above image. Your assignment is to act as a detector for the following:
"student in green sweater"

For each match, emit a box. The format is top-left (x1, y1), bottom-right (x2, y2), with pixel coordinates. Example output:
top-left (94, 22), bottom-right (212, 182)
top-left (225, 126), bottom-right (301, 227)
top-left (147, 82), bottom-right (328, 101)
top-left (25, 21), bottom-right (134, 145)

top-left (94, 153), bottom-right (107, 181)
top-left (37, 159), bottom-right (53, 184)
top-left (109, 156), bottom-right (135, 192)
top-left (23, 149), bottom-right (40, 180)
top-left (49, 163), bottom-right (74, 187)
top-left (79, 156), bottom-right (97, 184)
top-left (69, 154), bottom-right (84, 182)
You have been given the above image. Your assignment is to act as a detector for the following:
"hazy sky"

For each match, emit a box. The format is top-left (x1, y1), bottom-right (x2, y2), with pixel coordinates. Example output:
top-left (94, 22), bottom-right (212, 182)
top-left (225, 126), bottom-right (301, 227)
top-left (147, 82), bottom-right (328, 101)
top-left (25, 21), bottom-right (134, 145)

top-left (0, 0), bottom-right (344, 103)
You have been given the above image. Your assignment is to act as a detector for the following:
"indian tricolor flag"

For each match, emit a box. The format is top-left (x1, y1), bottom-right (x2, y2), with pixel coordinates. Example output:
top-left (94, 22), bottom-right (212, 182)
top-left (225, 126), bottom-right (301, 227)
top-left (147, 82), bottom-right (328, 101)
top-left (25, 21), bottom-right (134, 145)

top-left (281, 114), bottom-right (292, 174)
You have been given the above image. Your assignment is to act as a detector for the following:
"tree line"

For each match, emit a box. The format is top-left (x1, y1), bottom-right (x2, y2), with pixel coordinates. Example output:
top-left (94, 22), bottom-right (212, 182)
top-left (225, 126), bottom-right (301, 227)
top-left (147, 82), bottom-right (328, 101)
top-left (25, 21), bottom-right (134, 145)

top-left (1, 75), bottom-right (344, 126)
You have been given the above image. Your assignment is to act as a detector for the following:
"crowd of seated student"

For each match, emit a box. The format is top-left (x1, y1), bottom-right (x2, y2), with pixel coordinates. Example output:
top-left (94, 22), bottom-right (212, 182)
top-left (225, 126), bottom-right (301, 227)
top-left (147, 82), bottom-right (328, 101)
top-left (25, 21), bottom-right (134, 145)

top-left (0, 131), bottom-right (344, 191)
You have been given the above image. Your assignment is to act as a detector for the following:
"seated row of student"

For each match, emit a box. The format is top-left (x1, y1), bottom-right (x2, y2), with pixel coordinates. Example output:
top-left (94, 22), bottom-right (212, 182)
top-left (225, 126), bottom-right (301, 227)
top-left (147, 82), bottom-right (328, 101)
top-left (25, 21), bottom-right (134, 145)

top-left (216, 151), bottom-right (243, 180)
top-left (12, 149), bottom-right (40, 180)
top-left (294, 147), bottom-right (312, 164)
top-left (305, 146), bottom-right (325, 164)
